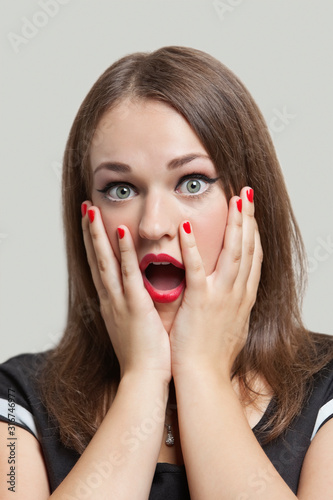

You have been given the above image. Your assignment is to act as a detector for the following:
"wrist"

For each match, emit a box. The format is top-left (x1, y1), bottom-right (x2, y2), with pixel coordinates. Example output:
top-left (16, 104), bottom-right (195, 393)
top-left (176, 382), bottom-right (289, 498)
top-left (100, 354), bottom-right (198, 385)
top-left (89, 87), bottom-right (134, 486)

top-left (119, 369), bottom-right (171, 392)
top-left (173, 364), bottom-right (233, 393)
top-left (172, 358), bottom-right (231, 386)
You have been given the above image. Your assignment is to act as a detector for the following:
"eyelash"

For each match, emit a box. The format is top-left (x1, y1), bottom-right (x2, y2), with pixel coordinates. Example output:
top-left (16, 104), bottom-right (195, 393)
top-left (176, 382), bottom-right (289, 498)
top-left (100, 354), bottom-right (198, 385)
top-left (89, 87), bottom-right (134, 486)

top-left (97, 173), bottom-right (220, 203)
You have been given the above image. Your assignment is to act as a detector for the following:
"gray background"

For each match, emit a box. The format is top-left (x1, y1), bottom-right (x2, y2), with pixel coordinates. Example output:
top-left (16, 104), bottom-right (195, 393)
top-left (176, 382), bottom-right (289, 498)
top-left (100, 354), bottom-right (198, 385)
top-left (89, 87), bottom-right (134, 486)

top-left (1, 0), bottom-right (332, 363)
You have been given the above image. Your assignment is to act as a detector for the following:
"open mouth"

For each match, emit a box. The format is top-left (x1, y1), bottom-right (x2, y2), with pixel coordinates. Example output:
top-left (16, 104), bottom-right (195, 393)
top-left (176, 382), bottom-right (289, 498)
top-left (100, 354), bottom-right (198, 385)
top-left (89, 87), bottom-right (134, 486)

top-left (140, 253), bottom-right (186, 303)
top-left (145, 263), bottom-right (185, 291)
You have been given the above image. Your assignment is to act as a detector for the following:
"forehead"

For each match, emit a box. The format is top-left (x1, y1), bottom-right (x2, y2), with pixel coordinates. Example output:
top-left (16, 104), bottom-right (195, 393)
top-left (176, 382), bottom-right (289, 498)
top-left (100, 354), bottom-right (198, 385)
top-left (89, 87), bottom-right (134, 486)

top-left (89, 98), bottom-right (208, 169)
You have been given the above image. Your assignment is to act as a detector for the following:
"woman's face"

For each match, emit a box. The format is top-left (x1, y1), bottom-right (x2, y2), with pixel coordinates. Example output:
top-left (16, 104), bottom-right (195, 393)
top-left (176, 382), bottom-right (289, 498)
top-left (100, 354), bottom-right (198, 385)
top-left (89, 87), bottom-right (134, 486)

top-left (90, 99), bottom-right (228, 324)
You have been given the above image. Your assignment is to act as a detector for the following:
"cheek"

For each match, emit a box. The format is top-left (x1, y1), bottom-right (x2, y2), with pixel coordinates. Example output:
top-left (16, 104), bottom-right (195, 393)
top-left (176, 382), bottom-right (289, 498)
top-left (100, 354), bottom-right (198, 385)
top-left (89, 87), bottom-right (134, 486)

top-left (97, 206), bottom-right (140, 263)
top-left (192, 203), bottom-right (228, 275)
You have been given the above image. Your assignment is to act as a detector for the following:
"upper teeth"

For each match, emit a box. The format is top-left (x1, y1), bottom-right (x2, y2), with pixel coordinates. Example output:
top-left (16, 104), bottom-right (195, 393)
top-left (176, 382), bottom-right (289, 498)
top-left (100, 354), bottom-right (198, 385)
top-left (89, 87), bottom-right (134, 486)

top-left (152, 262), bottom-right (170, 265)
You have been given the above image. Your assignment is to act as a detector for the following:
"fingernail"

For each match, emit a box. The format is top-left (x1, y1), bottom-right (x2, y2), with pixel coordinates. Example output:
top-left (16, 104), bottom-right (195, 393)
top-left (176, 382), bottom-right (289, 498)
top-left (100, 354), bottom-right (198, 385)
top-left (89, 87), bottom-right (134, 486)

top-left (236, 199), bottom-right (242, 213)
top-left (81, 203), bottom-right (87, 217)
top-left (246, 188), bottom-right (254, 203)
top-left (117, 227), bottom-right (125, 239)
top-left (183, 221), bottom-right (191, 234)
top-left (88, 209), bottom-right (95, 223)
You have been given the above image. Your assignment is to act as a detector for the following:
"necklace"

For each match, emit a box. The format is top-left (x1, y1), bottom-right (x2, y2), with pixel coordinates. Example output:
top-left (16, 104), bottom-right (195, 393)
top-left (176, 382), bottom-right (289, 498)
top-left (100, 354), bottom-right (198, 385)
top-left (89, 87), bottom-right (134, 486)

top-left (164, 402), bottom-right (177, 447)
top-left (165, 423), bottom-right (175, 446)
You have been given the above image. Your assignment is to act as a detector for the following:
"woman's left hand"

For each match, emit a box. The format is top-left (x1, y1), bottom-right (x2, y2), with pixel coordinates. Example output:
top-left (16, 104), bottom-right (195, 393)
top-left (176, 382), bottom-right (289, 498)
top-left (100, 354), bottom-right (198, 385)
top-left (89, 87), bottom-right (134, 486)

top-left (170, 186), bottom-right (263, 380)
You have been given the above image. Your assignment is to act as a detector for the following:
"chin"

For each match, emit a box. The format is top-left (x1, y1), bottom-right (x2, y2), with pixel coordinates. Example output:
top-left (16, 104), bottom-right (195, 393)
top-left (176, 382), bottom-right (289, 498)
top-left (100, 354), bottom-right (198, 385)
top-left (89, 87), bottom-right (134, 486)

top-left (154, 294), bottom-right (183, 332)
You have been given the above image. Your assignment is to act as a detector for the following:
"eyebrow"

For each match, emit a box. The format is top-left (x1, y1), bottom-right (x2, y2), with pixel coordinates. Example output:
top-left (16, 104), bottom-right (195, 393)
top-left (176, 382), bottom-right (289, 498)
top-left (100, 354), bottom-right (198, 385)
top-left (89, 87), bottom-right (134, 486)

top-left (93, 153), bottom-right (211, 176)
top-left (167, 153), bottom-right (211, 170)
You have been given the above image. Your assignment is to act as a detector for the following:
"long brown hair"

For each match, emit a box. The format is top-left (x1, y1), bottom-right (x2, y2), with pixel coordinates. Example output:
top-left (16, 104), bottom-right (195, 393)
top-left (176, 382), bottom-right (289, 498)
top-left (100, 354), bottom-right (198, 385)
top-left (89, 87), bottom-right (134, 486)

top-left (40, 46), bottom-right (333, 453)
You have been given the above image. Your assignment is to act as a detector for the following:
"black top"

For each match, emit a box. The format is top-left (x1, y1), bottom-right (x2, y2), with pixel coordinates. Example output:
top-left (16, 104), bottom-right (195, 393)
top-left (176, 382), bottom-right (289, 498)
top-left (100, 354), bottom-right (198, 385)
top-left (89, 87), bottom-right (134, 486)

top-left (0, 352), bottom-right (333, 498)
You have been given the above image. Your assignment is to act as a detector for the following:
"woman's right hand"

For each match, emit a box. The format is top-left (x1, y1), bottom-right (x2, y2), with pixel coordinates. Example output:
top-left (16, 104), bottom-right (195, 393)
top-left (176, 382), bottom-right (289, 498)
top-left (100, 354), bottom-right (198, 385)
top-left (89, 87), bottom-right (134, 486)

top-left (81, 202), bottom-right (171, 383)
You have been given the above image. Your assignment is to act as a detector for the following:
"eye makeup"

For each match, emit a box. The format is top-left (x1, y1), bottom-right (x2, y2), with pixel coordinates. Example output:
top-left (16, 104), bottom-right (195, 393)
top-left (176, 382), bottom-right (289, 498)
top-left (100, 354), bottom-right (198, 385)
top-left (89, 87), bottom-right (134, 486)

top-left (96, 172), bottom-right (221, 202)
top-left (175, 173), bottom-right (220, 198)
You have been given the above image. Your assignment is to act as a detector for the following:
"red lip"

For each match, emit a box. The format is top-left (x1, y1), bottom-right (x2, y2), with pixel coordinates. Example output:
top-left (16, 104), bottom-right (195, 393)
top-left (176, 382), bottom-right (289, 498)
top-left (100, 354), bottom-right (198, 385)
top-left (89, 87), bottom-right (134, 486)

top-left (139, 253), bottom-right (184, 272)
top-left (140, 253), bottom-right (185, 303)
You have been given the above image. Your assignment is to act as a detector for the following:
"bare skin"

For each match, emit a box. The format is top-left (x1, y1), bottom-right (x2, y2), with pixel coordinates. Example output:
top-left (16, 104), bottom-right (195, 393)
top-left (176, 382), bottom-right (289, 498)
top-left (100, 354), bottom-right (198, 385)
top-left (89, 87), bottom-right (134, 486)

top-left (1, 99), bottom-right (333, 499)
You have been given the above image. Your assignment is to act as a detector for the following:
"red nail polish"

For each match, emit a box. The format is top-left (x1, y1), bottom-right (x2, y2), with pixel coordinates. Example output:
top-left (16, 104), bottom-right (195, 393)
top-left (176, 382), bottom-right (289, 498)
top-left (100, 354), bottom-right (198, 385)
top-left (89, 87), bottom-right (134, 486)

top-left (236, 199), bottom-right (242, 213)
top-left (88, 209), bottom-right (95, 223)
top-left (183, 222), bottom-right (191, 234)
top-left (246, 188), bottom-right (254, 203)
top-left (81, 203), bottom-right (87, 217)
top-left (117, 227), bottom-right (125, 239)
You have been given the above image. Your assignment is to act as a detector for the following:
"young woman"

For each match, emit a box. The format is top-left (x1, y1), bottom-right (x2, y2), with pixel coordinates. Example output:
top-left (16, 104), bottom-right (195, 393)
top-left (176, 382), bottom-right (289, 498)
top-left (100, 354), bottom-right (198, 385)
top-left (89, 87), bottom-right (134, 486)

top-left (0, 46), bottom-right (332, 499)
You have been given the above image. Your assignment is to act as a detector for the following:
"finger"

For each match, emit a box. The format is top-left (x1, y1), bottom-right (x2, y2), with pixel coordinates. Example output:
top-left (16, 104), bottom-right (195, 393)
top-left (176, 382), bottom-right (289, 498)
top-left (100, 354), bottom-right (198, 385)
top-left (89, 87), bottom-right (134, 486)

top-left (214, 196), bottom-right (243, 291)
top-left (82, 203), bottom-right (122, 299)
top-left (235, 187), bottom-right (256, 289)
top-left (116, 225), bottom-right (147, 300)
top-left (246, 220), bottom-right (263, 302)
top-left (81, 201), bottom-right (106, 297)
top-left (179, 221), bottom-right (206, 297)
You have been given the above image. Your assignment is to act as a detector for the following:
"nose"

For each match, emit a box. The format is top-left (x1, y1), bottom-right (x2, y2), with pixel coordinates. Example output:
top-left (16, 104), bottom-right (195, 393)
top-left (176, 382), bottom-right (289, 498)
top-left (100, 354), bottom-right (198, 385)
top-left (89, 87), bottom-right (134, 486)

top-left (138, 192), bottom-right (177, 241)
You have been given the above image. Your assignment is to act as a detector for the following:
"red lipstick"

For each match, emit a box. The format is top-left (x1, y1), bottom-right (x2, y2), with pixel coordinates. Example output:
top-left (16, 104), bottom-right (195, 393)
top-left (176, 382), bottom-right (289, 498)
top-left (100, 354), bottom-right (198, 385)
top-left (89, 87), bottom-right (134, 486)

top-left (140, 253), bottom-right (185, 303)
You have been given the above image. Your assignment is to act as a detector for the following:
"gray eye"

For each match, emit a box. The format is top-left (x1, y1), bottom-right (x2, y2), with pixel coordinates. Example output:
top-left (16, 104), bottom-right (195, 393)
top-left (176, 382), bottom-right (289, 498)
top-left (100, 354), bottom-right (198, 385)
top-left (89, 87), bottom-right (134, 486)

top-left (105, 184), bottom-right (137, 202)
top-left (115, 185), bottom-right (131, 199)
top-left (177, 178), bottom-right (209, 196)
top-left (186, 180), bottom-right (201, 193)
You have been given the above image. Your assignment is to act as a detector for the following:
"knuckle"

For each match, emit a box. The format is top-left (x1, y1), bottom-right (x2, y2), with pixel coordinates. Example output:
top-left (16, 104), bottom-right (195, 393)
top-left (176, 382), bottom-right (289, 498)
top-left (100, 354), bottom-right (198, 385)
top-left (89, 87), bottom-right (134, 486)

top-left (119, 247), bottom-right (135, 279)
top-left (97, 257), bottom-right (108, 273)
top-left (187, 239), bottom-right (197, 251)
top-left (244, 241), bottom-right (255, 257)
top-left (232, 251), bottom-right (242, 264)
top-left (119, 244), bottom-right (132, 263)
top-left (91, 229), bottom-right (100, 242)
top-left (245, 210), bottom-right (255, 220)
top-left (99, 288), bottom-right (109, 302)
top-left (191, 258), bottom-right (203, 274)
top-left (121, 262), bottom-right (133, 280)
top-left (228, 220), bottom-right (242, 231)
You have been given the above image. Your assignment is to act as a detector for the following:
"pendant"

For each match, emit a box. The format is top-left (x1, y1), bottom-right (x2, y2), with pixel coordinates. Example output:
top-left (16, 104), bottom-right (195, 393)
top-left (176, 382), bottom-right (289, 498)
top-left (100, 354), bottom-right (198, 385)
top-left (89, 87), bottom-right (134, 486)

top-left (165, 424), bottom-right (175, 446)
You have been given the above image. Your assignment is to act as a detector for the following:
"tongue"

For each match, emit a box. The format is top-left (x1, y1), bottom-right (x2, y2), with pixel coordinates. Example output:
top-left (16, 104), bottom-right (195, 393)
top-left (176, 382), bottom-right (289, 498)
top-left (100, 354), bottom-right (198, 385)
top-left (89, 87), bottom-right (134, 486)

top-left (145, 264), bottom-right (184, 291)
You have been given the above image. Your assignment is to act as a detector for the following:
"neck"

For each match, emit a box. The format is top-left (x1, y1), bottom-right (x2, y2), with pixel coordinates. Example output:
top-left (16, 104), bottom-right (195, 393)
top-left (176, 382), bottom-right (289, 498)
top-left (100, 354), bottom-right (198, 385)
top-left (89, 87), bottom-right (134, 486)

top-left (167, 378), bottom-right (177, 407)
